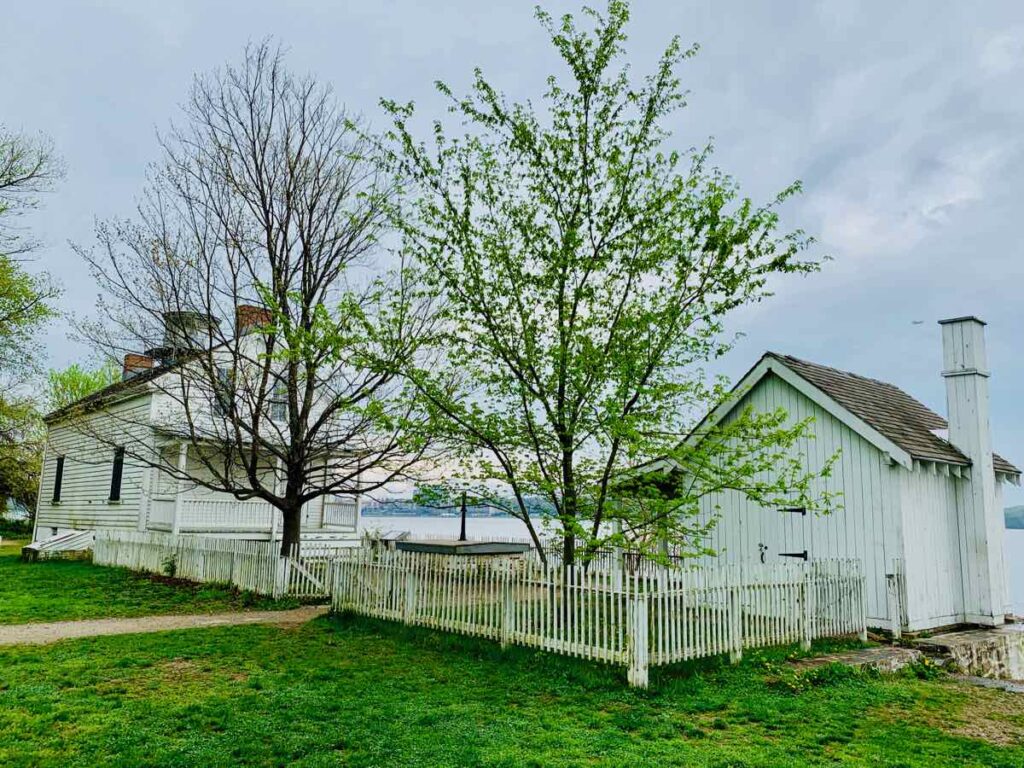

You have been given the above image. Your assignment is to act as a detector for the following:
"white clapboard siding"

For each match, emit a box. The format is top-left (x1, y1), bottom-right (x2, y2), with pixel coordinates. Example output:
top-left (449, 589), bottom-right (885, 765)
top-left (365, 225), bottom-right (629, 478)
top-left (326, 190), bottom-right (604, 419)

top-left (330, 549), bottom-right (866, 688)
top-left (37, 395), bottom-right (155, 533)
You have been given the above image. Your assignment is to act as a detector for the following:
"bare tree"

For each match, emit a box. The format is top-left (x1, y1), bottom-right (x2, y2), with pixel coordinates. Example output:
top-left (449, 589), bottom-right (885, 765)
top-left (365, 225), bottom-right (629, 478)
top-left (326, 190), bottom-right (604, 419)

top-left (0, 126), bottom-right (64, 258)
top-left (0, 127), bottom-right (62, 378)
top-left (74, 43), bottom-right (434, 554)
top-left (0, 128), bottom-right (63, 516)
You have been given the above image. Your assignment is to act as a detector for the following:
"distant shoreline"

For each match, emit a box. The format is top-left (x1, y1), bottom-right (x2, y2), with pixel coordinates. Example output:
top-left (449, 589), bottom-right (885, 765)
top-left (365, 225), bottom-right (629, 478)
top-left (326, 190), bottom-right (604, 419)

top-left (1007, 506), bottom-right (1024, 530)
top-left (361, 511), bottom-right (526, 519)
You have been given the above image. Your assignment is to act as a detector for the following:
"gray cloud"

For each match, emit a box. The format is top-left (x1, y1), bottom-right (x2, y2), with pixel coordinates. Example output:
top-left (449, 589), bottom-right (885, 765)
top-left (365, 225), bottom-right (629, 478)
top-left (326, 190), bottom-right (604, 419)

top-left (4, 0), bottom-right (1022, 502)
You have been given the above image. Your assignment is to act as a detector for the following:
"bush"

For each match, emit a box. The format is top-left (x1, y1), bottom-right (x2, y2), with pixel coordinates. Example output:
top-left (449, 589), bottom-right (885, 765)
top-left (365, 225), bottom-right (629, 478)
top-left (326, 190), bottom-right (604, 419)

top-left (161, 552), bottom-right (178, 578)
top-left (0, 517), bottom-right (33, 537)
top-left (904, 656), bottom-right (946, 680)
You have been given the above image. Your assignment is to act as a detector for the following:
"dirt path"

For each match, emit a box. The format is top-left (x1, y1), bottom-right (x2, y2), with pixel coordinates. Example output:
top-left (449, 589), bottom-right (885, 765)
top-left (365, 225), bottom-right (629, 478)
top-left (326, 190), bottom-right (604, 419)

top-left (0, 605), bottom-right (329, 647)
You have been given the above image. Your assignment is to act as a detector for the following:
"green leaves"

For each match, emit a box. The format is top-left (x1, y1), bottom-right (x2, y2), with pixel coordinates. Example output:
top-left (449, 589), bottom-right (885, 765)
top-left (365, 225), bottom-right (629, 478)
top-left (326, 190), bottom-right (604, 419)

top-left (46, 361), bottom-right (120, 412)
top-left (385, 1), bottom-right (829, 562)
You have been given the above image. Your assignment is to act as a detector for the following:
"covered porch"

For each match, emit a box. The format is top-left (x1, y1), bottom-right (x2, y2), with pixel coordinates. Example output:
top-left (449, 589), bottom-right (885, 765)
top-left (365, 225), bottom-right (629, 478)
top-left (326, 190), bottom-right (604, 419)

top-left (146, 494), bottom-right (358, 538)
top-left (144, 439), bottom-right (361, 544)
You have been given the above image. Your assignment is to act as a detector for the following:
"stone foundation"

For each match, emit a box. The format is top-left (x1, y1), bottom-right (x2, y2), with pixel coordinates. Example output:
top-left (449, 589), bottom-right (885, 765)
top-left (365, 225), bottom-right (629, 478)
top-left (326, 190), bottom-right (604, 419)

top-left (913, 624), bottom-right (1024, 680)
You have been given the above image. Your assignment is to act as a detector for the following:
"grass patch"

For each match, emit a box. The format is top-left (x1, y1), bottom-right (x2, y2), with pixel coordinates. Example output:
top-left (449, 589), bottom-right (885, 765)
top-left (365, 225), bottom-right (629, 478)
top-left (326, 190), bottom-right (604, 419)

top-left (0, 538), bottom-right (296, 625)
top-left (0, 613), bottom-right (1021, 766)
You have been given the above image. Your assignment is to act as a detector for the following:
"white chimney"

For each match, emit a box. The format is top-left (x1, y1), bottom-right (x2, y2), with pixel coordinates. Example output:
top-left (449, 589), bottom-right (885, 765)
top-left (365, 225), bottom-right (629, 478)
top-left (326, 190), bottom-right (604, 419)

top-left (939, 316), bottom-right (1005, 624)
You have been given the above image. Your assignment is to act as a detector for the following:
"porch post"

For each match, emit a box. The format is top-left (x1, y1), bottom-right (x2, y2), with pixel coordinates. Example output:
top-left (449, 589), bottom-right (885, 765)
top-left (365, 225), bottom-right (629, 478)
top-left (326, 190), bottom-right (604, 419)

top-left (316, 456), bottom-right (328, 529)
top-left (172, 442), bottom-right (188, 536)
top-left (138, 438), bottom-right (158, 532)
top-left (270, 456), bottom-right (283, 541)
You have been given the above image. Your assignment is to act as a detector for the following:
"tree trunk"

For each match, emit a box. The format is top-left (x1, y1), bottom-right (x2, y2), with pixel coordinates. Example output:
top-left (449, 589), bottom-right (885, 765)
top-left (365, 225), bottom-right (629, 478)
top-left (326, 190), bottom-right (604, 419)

top-left (279, 505), bottom-right (302, 557)
top-left (562, 532), bottom-right (575, 569)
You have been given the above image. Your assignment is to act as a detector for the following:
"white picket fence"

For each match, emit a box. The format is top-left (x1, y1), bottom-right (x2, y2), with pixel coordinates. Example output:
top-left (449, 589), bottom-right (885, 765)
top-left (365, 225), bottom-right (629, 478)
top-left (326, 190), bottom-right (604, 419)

top-left (330, 549), bottom-right (866, 687)
top-left (93, 530), bottom-right (333, 599)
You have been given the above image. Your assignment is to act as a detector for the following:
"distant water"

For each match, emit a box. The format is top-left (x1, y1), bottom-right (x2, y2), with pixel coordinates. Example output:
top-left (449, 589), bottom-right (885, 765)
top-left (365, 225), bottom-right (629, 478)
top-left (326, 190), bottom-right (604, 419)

top-left (1007, 530), bottom-right (1024, 614)
top-left (363, 515), bottom-right (1024, 613)
top-left (360, 515), bottom-right (535, 541)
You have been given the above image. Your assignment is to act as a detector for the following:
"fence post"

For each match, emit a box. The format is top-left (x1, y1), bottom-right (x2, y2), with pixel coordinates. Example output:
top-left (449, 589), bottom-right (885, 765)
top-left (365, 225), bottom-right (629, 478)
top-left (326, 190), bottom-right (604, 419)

top-left (801, 565), bottom-right (813, 651)
top-left (403, 569), bottom-right (418, 624)
top-left (856, 563), bottom-right (868, 643)
top-left (274, 556), bottom-right (289, 599)
top-left (626, 592), bottom-right (649, 689)
top-left (886, 572), bottom-right (902, 642)
top-left (501, 575), bottom-right (513, 649)
top-left (729, 571), bottom-right (743, 664)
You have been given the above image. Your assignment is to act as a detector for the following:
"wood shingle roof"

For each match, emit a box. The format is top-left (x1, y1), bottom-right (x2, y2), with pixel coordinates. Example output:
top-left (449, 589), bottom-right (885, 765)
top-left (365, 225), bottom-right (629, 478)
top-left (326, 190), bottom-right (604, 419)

top-left (768, 353), bottom-right (1019, 476)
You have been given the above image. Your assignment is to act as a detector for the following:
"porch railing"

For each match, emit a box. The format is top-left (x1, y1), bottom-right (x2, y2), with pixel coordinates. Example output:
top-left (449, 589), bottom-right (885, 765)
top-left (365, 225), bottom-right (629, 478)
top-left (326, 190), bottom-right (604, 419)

top-left (146, 495), bottom-right (357, 534)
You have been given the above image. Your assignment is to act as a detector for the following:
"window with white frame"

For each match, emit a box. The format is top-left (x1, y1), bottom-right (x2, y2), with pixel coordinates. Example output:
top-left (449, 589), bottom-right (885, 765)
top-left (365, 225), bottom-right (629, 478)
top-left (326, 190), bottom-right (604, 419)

top-left (269, 381), bottom-right (287, 422)
top-left (214, 366), bottom-right (233, 416)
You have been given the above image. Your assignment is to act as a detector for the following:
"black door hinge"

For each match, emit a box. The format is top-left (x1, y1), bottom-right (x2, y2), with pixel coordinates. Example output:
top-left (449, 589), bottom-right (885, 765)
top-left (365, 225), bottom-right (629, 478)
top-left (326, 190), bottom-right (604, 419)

top-left (779, 506), bottom-right (807, 516)
top-left (779, 550), bottom-right (808, 561)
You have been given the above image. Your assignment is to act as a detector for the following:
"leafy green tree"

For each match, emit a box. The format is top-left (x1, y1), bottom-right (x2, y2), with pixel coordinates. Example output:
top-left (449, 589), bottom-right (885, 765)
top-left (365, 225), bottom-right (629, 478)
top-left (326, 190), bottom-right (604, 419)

top-left (385, 2), bottom-right (834, 565)
top-left (0, 395), bottom-right (43, 515)
top-left (0, 127), bottom-right (61, 382)
top-left (0, 255), bottom-right (56, 383)
top-left (46, 360), bottom-right (121, 412)
top-left (0, 127), bottom-right (63, 521)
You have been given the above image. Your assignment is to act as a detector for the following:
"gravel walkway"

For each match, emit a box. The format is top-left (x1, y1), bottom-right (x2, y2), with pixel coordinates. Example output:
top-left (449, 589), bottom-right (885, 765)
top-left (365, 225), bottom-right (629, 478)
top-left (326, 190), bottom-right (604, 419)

top-left (0, 605), bottom-right (329, 647)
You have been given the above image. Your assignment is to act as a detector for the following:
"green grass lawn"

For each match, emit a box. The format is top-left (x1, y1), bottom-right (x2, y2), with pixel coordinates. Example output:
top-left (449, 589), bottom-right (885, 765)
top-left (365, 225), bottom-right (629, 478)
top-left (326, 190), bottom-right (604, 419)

top-left (0, 538), bottom-right (292, 625)
top-left (1, 613), bottom-right (1022, 767)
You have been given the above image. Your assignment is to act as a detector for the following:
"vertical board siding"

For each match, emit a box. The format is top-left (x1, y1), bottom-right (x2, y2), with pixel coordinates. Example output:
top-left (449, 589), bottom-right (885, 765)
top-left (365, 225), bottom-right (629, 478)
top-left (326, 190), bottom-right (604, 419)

top-left (36, 396), bottom-right (154, 532)
top-left (694, 373), bottom-right (898, 625)
top-left (899, 465), bottom-right (965, 629)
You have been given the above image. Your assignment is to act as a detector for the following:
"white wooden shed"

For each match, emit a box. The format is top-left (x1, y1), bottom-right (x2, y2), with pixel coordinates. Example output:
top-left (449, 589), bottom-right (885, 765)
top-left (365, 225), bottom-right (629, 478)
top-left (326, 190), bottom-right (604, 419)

top-left (677, 316), bottom-right (1019, 632)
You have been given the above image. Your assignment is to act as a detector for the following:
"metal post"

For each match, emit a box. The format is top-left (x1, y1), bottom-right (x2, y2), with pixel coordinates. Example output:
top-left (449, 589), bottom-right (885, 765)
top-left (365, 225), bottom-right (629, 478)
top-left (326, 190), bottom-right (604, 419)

top-left (459, 491), bottom-right (468, 542)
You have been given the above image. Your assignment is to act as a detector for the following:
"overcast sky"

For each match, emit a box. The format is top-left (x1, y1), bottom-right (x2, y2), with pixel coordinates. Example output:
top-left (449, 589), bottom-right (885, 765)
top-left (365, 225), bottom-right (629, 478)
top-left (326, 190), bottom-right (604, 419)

top-left (5, 1), bottom-right (1024, 503)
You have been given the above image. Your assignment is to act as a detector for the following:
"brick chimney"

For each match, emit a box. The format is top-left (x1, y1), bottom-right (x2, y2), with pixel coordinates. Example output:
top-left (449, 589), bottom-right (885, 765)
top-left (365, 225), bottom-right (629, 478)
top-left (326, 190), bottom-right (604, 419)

top-left (939, 316), bottom-right (1005, 625)
top-left (235, 304), bottom-right (273, 336)
top-left (122, 352), bottom-right (156, 380)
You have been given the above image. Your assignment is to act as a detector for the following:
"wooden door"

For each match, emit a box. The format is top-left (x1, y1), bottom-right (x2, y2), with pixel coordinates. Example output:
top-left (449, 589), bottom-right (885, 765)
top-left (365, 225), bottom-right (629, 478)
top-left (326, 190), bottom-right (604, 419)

top-left (756, 506), bottom-right (809, 563)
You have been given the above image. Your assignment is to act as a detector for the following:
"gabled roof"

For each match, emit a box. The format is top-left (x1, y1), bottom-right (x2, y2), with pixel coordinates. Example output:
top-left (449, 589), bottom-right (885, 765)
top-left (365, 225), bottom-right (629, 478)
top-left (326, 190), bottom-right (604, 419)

top-left (44, 364), bottom-right (166, 424)
top-left (764, 352), bottom-right (1019, 476)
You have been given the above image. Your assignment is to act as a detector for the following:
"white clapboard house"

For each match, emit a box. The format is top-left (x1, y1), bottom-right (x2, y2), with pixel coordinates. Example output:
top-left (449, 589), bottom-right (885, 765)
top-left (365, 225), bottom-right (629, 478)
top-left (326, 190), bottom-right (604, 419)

top-left (31, 306), bottom-right (362, 551)
top-left (657, 316), bottom-right (1019, 633)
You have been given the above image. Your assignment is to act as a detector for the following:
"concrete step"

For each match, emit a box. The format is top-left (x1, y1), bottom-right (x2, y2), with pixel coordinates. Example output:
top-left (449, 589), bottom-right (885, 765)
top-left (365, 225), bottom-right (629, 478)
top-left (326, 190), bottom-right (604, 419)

top-left (791, 646), bottom-right (924, 674)
top-left (911, 624), bottom-right (1024, 680)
